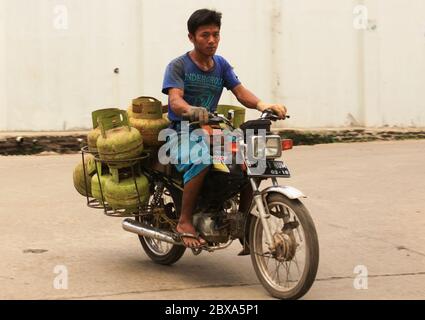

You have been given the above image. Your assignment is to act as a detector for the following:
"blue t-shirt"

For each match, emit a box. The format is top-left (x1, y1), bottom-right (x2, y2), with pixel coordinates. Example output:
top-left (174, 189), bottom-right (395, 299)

top-left (162, 52), bottom-right (241, 121)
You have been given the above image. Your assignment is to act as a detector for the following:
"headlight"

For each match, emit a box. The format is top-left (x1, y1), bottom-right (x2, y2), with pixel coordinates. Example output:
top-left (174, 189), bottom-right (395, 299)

top-left (251, 135), bottom-right (282, 159)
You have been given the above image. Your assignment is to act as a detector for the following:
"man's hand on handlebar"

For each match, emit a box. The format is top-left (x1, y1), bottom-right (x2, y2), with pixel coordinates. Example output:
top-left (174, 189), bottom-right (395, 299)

top-left (182, 106), bottom-right (210, 124)
top-left (256, 101), bottom-right (287, 119)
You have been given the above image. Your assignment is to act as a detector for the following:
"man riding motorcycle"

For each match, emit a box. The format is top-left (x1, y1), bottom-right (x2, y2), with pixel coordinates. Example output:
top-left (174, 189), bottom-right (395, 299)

top-left (162, 8), bottom-right (287, 248)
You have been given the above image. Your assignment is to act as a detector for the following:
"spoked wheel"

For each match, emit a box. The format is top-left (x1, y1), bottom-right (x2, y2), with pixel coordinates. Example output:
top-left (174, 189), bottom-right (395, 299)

top-left (138, 185), bottom-right (186, 265)
top-left (249, 193), bottom-right (319, 300)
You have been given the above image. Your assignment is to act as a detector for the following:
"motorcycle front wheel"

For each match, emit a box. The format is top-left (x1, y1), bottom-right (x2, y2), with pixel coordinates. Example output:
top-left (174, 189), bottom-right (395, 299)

top-left (249, 192), bottom-right (319, 300)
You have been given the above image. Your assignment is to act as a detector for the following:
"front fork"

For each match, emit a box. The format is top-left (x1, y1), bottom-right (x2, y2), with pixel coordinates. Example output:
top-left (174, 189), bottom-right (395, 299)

top-left (249, 177), bottom-right (277, 252)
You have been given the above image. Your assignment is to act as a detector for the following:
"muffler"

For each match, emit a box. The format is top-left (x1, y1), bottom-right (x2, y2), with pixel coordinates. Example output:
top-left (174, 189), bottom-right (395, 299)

top-left (122, 218), bottom-right (182, 245)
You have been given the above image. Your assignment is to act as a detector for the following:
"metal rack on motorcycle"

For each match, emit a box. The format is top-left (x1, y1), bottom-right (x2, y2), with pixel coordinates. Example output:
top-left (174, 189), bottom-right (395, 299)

top-left (80, 145), bottom-right (153, 218)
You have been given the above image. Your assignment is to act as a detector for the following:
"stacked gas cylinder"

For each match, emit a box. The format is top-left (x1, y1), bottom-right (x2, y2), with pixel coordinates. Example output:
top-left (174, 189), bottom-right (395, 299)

top-left (127, 96), bottom-right (169, 148)
top-left (73, 97), bottom-right (169, 214)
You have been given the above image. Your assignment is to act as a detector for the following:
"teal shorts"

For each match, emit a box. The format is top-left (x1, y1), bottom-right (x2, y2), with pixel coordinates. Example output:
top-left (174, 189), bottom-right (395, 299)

top-left (167, 123), bottom-right (212, 185)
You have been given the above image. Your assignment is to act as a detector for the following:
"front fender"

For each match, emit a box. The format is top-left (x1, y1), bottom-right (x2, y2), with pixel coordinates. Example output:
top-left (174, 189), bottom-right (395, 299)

top-left (249, 186), bottom-right (306, 218)
top-left (261, 186), bottom-right (306, 200)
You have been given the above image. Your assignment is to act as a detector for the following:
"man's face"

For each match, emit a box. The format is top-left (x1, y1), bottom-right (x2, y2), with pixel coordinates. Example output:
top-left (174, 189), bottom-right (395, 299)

top-left (189, 24), bottom-right (220, 57)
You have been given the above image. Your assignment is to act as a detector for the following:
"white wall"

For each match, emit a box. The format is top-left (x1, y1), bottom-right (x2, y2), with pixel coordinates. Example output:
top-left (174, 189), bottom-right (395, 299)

top-left (0, 0), bottom-right (145, 130)
top-left (0, 2), bottom-right (7, 130)
top-left (0, 0), bottom-right (424, 130)
top-left (365, 0), bottom-right (425, 127)
top-left (276, 0), bottom-right (361, 127)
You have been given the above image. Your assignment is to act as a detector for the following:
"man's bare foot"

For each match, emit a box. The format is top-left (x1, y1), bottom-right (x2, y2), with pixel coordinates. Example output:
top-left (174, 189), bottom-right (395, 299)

top-left (176, 222), bottom-right (206, 248)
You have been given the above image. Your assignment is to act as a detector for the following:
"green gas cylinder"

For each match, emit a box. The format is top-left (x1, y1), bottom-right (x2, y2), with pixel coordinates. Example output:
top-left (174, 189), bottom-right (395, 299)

top-left (96, 110), bottom-right (144, 169)
top-left (91, 173), bottom-right (111, 204)
top-left (104, 168), bottom-right (150, 211)
top-left (73, 154), bottom-right (96, 197)
top-left (127, 97), bottom-right (169, 147)
top-left (87, 108), bottom-right (121, 153)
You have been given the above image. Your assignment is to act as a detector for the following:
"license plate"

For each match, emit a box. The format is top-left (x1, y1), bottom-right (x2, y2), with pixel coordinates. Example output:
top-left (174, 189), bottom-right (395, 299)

top-left (265, 160), bottom-right (290, 177)
top-left (247, 160), bottom-right (291, 177)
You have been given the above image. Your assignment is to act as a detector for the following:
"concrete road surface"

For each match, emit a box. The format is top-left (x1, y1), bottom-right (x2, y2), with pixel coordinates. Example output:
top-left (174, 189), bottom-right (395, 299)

top-left (0, 140), bottom-right (424, 300)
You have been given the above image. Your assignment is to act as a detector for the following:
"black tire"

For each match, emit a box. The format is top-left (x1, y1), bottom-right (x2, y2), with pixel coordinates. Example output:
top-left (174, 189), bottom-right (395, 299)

top-left (249, 192), bottom-right (319, 300)
top-left (139, 235), bottom-right (186, 265)
top-left (137, 184), bottom-right (186, 265)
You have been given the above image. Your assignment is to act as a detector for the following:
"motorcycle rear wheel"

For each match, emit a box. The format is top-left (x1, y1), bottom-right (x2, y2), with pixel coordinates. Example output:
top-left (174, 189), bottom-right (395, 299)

top-left (249, 192), bottom-right (319, 300)
top-left (138, 185), bottom-right (186, 265)
top-left (139, 232), bottom-right (185, 265)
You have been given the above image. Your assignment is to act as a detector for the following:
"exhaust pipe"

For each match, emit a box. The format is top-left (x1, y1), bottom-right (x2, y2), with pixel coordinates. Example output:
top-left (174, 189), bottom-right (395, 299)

top-left (122, 218), bottom-right (181, 245)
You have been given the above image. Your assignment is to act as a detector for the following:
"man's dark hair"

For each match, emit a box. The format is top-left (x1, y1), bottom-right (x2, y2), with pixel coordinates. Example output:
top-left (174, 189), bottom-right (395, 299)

top-left (187, 9), bottom-right (222, 35)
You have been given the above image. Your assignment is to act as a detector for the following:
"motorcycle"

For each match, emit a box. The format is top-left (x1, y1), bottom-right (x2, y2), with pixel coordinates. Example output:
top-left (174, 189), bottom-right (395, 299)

top-left (120, 109), bottom-right (319, 300)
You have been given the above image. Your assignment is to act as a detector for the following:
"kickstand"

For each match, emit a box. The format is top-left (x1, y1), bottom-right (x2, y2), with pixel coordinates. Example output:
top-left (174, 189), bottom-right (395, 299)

top-left (238, 238), bottom-right (251, 256)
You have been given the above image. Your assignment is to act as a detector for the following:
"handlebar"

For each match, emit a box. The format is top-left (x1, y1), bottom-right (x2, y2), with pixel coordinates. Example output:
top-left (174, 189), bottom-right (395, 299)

top-left (181, 112), bottom-right (221, 123)
top-left (261, 109), bottom-right (290, 121)
top-left (181, 108), bottom-right (290, 126)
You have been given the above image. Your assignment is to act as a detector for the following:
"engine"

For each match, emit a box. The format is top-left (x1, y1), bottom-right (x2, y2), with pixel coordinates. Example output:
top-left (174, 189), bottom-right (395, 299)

top-left (192, 199), bottom-right (245, 244)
